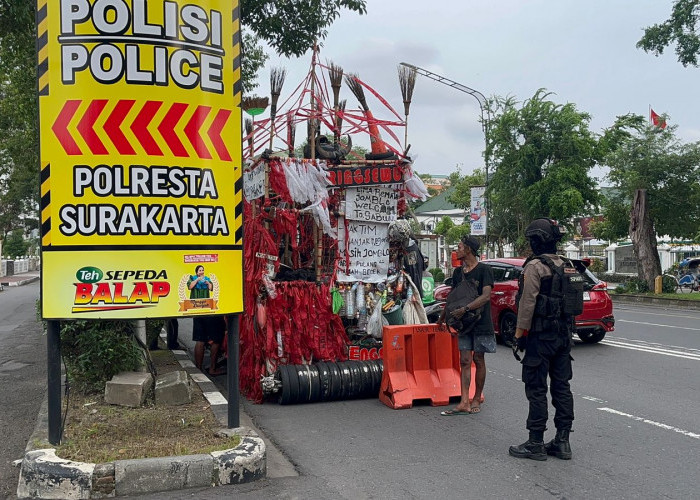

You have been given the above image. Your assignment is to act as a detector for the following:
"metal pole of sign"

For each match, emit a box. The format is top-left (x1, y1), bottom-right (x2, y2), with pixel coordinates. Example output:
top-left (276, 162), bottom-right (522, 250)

top-left (399, 62), bottom-right (492, 257)
top-left (227, 314), bottom-right (240, 428)
top-left (47, 320), bottom-right (62, 445)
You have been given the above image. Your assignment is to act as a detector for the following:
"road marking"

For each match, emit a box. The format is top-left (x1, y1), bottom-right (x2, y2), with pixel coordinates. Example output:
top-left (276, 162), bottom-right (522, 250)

top-left (598, 407), bottom-right (700, 440)
top-left (616, 309), bottom-right (700, 320)
top-left (610, 337), bottom-right (700, 353)
top-left (615, 319), bottom-right (700, 331)
top-left (581, 396), bottom-right (606, 403)
top-left (601, 339), bottom-right (700, 360)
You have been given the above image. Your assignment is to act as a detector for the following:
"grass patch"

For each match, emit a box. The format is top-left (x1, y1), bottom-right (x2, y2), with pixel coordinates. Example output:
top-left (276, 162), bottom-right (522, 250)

top-left (56, 344), bottom-right (239, 464)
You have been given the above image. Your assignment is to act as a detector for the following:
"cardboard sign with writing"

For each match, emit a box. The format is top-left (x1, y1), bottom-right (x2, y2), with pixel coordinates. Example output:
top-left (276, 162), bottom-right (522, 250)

top-left (244, 164), bottom-right (265, 201)
top-left (345, 186), bottom-right (399, 223)
top-left (337, 221), bottom-right (390, 283)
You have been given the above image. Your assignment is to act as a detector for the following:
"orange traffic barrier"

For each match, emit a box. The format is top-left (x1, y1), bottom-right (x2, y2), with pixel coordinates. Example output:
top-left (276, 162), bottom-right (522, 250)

top-left (379, 324), bottom-right (480, 409)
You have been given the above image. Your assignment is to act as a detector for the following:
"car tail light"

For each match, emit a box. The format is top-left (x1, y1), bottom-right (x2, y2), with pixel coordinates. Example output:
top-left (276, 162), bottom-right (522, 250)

top-left (592, 281), bottom-right (608, 291)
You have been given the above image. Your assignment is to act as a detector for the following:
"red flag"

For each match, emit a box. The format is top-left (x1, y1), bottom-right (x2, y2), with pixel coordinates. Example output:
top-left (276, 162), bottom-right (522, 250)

top-left (650, 108), bottom-right (667, 129)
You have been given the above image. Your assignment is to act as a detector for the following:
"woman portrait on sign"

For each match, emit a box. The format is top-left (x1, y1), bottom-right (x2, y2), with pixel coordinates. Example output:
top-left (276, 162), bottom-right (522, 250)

top-left (187, 265), bottom-right (213, 299)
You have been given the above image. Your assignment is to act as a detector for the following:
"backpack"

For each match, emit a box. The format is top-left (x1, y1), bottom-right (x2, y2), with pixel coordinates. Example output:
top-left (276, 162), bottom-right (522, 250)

top-left (517, 255), bottom-right (584, 334)
top-left (445, 278), bottom-right (481, 334)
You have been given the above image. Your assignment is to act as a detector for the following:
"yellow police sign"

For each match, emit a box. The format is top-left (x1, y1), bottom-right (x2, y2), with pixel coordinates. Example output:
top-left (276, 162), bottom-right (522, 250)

top-left (37, 0), bottom-right (243, 319)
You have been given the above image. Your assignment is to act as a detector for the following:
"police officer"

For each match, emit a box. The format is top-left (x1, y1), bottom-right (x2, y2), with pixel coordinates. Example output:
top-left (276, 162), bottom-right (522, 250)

top-left (509, 218), bottom-right (576, 461)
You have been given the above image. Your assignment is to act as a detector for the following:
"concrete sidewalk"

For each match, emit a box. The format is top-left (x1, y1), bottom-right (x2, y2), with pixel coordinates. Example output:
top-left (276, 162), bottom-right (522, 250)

top-left (0, 271), bottom-right (40, 288)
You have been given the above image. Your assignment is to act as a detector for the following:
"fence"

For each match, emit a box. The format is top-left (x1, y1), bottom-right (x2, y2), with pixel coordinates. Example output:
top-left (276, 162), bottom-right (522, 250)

top-left (0, 257), bottom-right (41, 277)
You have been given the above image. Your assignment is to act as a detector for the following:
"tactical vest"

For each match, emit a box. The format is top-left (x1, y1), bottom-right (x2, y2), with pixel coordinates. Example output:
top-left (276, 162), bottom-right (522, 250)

top-left (517, 255), bottom-right (584, 335)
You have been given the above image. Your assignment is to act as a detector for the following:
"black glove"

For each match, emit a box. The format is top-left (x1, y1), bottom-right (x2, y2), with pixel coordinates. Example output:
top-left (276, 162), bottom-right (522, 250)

top-left (512, 336), bottom-right (526, 361)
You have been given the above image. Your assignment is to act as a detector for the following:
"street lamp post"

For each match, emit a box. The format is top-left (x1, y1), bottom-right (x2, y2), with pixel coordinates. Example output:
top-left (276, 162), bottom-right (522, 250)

top-left (400, 62), bottom-right (491, 257)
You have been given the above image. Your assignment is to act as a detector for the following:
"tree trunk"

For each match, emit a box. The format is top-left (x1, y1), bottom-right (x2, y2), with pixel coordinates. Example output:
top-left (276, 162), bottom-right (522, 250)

top-left (629, 189), bottom-right (661, 290)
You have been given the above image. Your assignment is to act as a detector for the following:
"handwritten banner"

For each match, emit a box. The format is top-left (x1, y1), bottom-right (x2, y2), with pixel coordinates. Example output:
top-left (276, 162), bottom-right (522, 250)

top-left (337, 221), bottom-right (390, 283)
top-left (244, 164), bottom-right (265, 201)
top-left (345, 186), bottom-right (399, 223)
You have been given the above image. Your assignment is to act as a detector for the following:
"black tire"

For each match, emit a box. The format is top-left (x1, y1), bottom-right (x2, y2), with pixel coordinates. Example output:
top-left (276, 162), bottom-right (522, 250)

top-left (308, 365), bottom-right (321, 402)
top-left (499, 311), bottom-right (517, 347)
top-left (278, 366), bottom-right (299, 405)
top-left (348, 362), bottom-right (363, 399)
top-left (295, 365), bottom-right (311, 402)
top-left (316, 361), bottom-right (332, 401)
top-left (365, 150), bottom-right (396, 160)
top-left (327, 362), bottom-right (343, 401)
top-left (577, 330), bottom-right (606, 344)
top-left (358, 362), bottom-right (373, 398)
top-left (338, 361), bottom-right (352, 399)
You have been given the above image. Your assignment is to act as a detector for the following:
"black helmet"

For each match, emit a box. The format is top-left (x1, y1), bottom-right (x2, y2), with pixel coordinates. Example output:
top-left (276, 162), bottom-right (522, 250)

top-left (525, 218), bottom-right (566, 243)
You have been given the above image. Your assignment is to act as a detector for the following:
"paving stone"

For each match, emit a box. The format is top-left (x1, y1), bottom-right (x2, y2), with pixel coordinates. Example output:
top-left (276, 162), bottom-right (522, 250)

top-left (155, 370), bottom-right (191, 406)
top-left (104, 372), bottom-right (153, 407)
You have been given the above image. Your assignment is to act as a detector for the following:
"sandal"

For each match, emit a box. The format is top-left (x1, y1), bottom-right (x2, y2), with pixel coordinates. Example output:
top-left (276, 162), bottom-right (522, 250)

top-left (441, 407), bottom-right (472, 416)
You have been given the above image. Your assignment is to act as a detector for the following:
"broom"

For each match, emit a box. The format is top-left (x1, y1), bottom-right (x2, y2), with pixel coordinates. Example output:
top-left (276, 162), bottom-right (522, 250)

top-left (287, 111), bottom-right (296, 158)
top-left (268, 67), bottom-right (287, 150)
top-left (328, 61), bottom-right (344, 143)
top-left (244, 118), bottom-right (253, 158)
top-left (345, 73), bottom-right (388, 155)
top-left (242, 96), bottom-right (269, 157)
top-left (398, 64), bottom-right (417, 152)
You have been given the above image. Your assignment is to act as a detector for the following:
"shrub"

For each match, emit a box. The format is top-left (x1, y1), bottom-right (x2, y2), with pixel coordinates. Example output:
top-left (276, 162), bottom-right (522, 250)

top-left (429, 267), bottom-right (445, 283)
top-left (146, 318), bottom-right (164, 348)
top-left (661, 274), bottom-right (679, 294)
top-left (588, 259), bottom-right (606, 274)
top-left (60, 320), bottom-right (142, 394)
top-left (625, 278), bottom-right (650, 294)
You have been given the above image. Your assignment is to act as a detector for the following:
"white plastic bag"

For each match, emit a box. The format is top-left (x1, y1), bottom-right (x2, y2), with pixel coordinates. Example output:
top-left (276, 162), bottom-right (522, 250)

top-left (402, 272), bottom-right (429, 325)
top-left (367, 295), bottom-right (388, 339)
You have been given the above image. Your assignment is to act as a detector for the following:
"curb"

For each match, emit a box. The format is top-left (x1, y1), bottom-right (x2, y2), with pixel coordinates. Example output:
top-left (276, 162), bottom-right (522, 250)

top-left (0, 275), bottom-right (40, 287)
top-left (17, 332), bottom-right (266, 499)
top-left (611, 293), bottom-right (700, 311)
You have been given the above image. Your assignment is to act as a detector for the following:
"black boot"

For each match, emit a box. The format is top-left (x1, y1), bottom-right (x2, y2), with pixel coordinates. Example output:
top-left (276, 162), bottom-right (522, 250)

top-left (509, 438), bottom-right (547, 461)
top-left (545, 429), bottom-right (572, 460)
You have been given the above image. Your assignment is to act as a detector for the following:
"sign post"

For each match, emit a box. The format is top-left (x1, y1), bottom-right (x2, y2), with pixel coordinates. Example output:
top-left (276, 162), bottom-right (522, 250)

top-left (37, 0), bottom-right (243, 439)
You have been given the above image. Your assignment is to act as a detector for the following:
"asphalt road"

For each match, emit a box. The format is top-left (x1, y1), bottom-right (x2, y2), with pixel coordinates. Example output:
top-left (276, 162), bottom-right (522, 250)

top-left (0, 283), bottom-right (45, 500)
top-left (136, 302), bottom-right (700, 500)
top-left (2, 285), bottom-right (698, 499)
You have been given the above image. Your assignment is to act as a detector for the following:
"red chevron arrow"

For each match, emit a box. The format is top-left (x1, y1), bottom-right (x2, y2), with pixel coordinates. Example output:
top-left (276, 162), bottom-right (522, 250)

top-left (184, 105), bottom-right (212, 159)
top-left (158, 103), bottom-right (188, 157)
top-left (207, 108), bottom-right (232, 161)
top-left (52, 100), bottom-right (82, 155)
top-left (104, 100), bottom-right (136, 155)
top-left (130, 101), bottom-right (163, 156)
top-left (76, 99), bottom-right (108, 154)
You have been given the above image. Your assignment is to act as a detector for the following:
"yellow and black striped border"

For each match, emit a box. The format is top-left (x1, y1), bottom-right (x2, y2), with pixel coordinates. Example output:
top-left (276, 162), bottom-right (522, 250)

top-left (37, 0), bottom-right (49, 96)
top-left (232, 1), bottom-right (243, 244)
top-left (40, 162), bottom-right (51, 247)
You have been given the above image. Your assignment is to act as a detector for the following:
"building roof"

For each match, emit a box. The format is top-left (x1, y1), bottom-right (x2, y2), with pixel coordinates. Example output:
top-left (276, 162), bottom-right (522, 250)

top-left (413, 187), bottom-right (461, 214)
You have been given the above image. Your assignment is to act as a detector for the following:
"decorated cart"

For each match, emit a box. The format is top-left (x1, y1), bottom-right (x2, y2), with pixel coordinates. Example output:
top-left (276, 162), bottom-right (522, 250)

top-left (239, 48), bottom-right (430, 403)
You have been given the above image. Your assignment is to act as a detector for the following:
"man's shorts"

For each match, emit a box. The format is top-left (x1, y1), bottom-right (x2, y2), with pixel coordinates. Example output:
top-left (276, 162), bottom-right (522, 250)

top-left (192, 316), bottom-right (226, 344)
top-left (458, 331), bottom-right (497, 353)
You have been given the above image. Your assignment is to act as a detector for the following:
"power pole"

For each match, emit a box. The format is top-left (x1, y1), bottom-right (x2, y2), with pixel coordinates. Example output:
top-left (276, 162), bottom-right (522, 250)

top-left (399, 63), bottom-right (491, 257)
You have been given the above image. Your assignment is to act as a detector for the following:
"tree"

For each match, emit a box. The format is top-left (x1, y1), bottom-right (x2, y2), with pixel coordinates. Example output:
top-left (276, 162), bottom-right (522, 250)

top-left (484, 90), bottom-right (600, 254)
top-left (598, 114), bottom-right (700, 287)
top-left (3, 228), bottom-right (28, 258)
top-left (241, 1), bottom-right (367, 58)
top-left (241, 32), bottom-right (269, 94)
top-left (241, 0), bottom-right (367, 86)
top-left (637, 0), bottom-right (700, 67)
top-left (0, 0), bottom-right (38, 237)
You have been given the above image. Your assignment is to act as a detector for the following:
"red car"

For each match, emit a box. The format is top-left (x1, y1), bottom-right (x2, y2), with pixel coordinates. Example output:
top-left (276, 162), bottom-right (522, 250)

top-left (434, 257), bottom-right (615, 344)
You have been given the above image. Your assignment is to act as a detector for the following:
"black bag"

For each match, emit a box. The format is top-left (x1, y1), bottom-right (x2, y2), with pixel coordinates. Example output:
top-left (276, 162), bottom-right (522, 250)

top-left (445, 278), bottom-right (481, 334)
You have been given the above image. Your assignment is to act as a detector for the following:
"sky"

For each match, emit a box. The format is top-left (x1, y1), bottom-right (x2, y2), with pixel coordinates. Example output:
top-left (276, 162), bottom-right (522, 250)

top-left (254, 1), bottom-right (699, 183)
